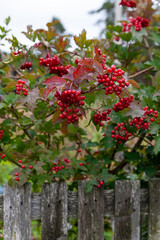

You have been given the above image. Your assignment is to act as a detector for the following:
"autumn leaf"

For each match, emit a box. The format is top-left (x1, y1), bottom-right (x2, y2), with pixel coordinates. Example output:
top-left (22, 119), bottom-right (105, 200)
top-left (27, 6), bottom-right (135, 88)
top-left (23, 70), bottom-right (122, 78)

top-left (74, 30), bottom-right (92, 49)
top-left (20, 87), bottom-right (40, 111)
top-left (52, 107), bottom-right (61, 124)
top-left (54, 36), bottom-right (69, 52)
top-left (128, 79), bottom-right (140, 88)
top-left (61, 122), bottom-right (68, 135)
top-left (6, 81), bottom-right (17, 91)
top-left (125, 100), bottom-right (145, 118)
top-left (79, 58), bottom-right (103, 75)
top-left (43, 76), bottom-right (66, 98)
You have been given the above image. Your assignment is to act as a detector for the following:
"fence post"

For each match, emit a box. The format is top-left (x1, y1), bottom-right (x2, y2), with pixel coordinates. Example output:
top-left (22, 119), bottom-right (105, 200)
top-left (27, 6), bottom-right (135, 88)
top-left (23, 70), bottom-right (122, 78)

top-left (148, 178), bottom-right (160, 239)
top-left (41, 182), bottom-right (68, 240)
top-left (114, 180), bottom-right (140, 240)
top-left (78, 181), bottom-right (104, 240)
top-left (3, 183), bottom-right (31, 240)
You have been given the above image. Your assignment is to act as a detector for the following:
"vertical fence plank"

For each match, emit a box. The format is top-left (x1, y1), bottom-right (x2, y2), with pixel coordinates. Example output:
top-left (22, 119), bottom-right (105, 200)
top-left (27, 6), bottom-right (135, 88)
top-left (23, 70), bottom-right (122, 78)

top-left (3, 183), bottom-right (31, 240)
top-left (78, 181), bottom-right (104, 240)
top-left (41, 182), bottom-right (68, 240)
top-left (148, 179), bottom-right (160, 239)
top-left (114, 180), bottom-right (140, 240)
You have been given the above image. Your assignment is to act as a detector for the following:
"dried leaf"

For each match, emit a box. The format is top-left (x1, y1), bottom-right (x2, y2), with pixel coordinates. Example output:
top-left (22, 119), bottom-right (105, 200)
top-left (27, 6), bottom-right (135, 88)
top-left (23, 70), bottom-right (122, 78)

top-left (6, 81), bottom-right (17, 91)
top-left (52, 107), bottom-right (61, 124)
top-left (128, 79), bottom-right (140, 88)
top-left (20, 87), bottom-right (39, 111)
top-left (61, 122), bottom-right (68, 135)
top-left (125, 100), bottom-right (145, 118)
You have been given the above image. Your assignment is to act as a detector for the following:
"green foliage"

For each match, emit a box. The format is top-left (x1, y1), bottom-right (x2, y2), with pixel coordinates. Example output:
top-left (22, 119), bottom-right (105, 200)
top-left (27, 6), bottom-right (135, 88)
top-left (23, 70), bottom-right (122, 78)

top-left (0, 2), bottom-right (160, 190)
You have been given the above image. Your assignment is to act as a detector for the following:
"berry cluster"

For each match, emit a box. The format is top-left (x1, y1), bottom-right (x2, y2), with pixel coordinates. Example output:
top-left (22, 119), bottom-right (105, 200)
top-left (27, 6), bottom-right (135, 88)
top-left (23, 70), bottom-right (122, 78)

top-left (0, 153), bottom-right (5, 159)
top-left (34, 42), bottom-right (42, 48)
top-left (95, 48), bottom-right (107, 70)
top-left (129, 107), bottom-right (158, 130)
top-left (52, 160), bottom-right (65, 173)
top-left (16, 79), bottom-right (28, 96)
top-left (13, 50), bottom-right (21, 56)
top-left (39, 55), bottom-right (71, 76)
top-left (111, 123), bottom-right (132, 144)
top-left (122, 17), bottom-right (149, 32)
top-left (113, 95), bottom-right (133, 112)
top-left (129, 116), bottom-right (150, 130)
top-left (97, 181), bottom-right (104, 188)
top-left (93, 109), bottom-right (111, 126)
top-left (111, 106), bottom-right (159, 144)
top-left (119, 0), bottom-right (136, 8)
top-left (97, 65), bottom-right (129, 96)
top-left (0, 129), bottom-right (3, 140)
top-left (20, 62), bottom-right (32, 70)
top-left (114, 36), bottom-right (120, 42)
top-left (55, 90), bottom-right (85, 124)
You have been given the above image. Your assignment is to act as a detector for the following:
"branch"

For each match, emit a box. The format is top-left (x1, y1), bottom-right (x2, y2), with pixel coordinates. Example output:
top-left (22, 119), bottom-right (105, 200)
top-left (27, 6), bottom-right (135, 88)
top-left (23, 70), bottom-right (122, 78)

top-left (10, 105), bottom-right (34, 140)
top-left (128, 66), bottom-right (154, 79)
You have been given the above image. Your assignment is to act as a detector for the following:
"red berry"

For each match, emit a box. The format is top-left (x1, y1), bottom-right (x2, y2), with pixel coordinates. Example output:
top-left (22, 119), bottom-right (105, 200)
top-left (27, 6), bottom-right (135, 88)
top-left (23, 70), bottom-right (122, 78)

top-left (15, 172), bottom-right (19, 176)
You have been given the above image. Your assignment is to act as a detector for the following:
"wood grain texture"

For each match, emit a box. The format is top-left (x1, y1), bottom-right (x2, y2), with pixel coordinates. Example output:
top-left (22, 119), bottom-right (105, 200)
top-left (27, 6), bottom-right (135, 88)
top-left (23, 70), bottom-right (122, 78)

top-left (114, 180), bottom-right (140, 240)
top-left (3, 183), bottom-right (31, 240)
top-left (41, 182), bottom-right (68, 240)
top-left (78, 181), bottom-right (104, 240)
top-left (148, 179), bottom-right (160, 240)
top-left (0, 188), bottom-right (150, 221)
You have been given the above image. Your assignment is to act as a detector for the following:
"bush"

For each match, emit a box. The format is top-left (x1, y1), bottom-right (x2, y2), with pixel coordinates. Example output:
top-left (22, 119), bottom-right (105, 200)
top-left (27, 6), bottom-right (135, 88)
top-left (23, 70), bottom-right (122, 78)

top-left (0, 1), bottom-right (160, 191)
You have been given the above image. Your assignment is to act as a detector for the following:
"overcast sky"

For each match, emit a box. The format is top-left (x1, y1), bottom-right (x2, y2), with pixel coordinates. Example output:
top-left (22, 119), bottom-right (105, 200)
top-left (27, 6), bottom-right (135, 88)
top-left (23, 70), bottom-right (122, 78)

top-left (0, 0), bottom-right (106, 51)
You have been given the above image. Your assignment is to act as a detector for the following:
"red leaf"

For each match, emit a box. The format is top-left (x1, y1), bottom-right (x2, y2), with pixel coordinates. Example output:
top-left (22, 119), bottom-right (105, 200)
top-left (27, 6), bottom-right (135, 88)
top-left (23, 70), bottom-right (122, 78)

top-left (44, 85), bottom-right (56, 99)
top-left (43, 76), bottom-right (66, 86)
top-left (43, 76), bottom-right (66, 99)
top-left (79, 58), bottom-right (103, 75)
top-left (73, 65), bottom-right (95, 82)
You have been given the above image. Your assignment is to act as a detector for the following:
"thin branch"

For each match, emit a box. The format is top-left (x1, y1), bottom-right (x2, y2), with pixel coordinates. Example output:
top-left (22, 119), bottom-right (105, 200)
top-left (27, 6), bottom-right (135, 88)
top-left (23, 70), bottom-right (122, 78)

top-left (128, 66), bottom-right (154, 79)
top-left (82, 87), bottom-right (105, 94)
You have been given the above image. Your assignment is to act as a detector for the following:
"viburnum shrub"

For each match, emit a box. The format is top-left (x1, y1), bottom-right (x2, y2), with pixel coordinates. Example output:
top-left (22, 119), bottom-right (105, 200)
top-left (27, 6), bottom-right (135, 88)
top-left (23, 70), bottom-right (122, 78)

top-left (0, 0), bottom-right (160, 191)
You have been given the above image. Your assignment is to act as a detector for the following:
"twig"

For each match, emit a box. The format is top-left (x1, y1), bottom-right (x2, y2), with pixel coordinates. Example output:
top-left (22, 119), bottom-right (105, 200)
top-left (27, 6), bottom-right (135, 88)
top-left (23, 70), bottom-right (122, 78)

top-left (128, 66), bottom-right (154, 78)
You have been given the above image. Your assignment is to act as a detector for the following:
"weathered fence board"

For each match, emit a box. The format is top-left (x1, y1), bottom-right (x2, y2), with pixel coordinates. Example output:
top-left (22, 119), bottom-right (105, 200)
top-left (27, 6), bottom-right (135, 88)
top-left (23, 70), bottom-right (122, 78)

top-left (1, 180), bottom-right (160, 240)
top-left (0, 188), bottom-right (150, 221)
top-left (41, 182), bottom-right (68, 240)
top-left (149, 179), bottom-right (160, 240)
top-left (78, 181), bottom-right (104, 240)
top-left (114, 180), bottom-right (140, 240)
top-left (3, 183), bottom-right (31, 240)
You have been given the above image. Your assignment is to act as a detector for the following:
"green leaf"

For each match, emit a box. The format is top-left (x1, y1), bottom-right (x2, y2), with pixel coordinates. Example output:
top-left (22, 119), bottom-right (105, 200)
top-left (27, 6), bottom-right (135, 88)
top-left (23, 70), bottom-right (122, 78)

top-left (74, 30), bottom-right (92, 49)
top-left (106, 31), bottom-right (112, 40)
top-left (119, 32), bottom-right (132, 42)
top-left (131, 28), bottom-right (147, 43)
top-left (0, 103), bottom-right (6, 109)
top-left (149, 32), bottom-right (160, 44)
top-left (84, 93), bottom-right (96, 106)
top-left (107, 25), bottom-right (123, 33)
top-left (154, 135), bottom-right (160, 155)
top-left (4, 92), bottom-right (18, 105)
top-left (149, 122), bottom-right (160, 135)
top-left (5, 16), bottom-right (11, 25)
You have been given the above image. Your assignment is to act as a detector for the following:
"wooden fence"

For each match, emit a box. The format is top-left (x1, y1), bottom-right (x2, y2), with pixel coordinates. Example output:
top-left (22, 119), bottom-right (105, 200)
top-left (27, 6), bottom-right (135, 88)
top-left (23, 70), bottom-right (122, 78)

top-left (0, 179), bottom-right (160, 240)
